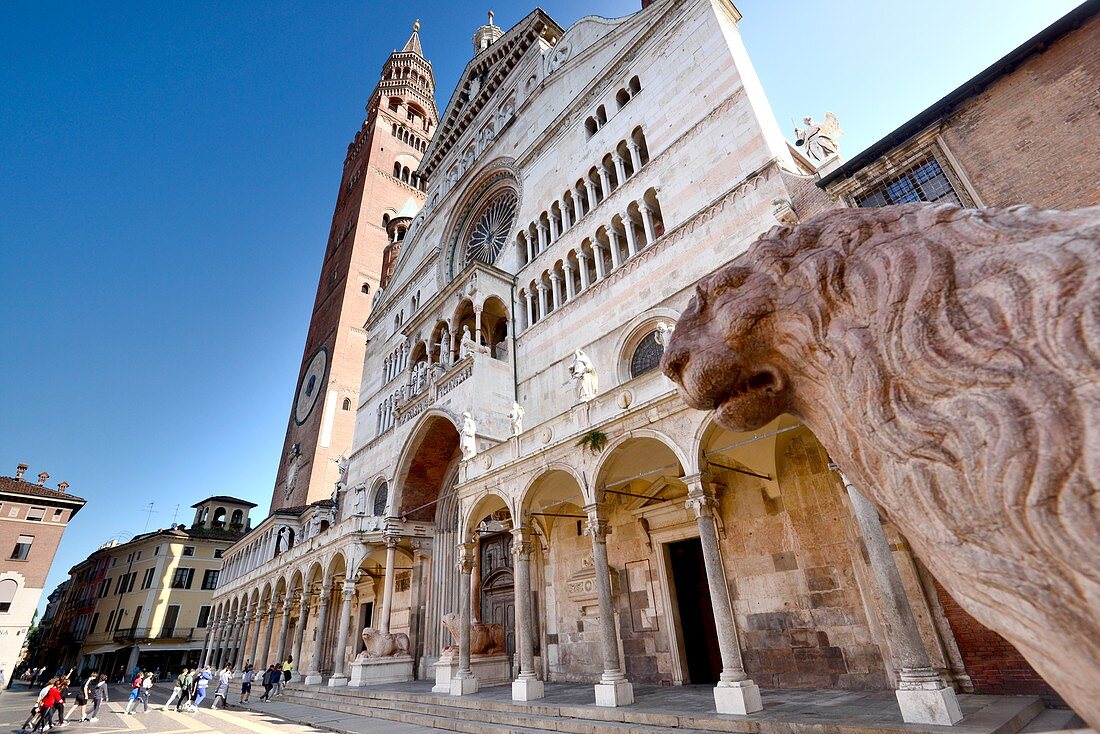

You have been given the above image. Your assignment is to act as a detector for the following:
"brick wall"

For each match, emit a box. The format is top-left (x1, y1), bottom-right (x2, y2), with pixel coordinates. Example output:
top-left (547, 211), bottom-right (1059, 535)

top-left (932, 577), bottom-right (1064, 705)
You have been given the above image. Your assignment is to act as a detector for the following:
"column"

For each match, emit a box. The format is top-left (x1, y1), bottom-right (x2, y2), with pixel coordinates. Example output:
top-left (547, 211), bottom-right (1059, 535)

top-left (275, 597), bottom-right (293, 668)
top-left (524, 291), bottom-right (535, 329)
top-left (598, 165), bottom-right (611, 195)
top-left (536, 282), bottom-right (548, 319)
top-left (622, 216), bottom-right (637, 258)
top-left (573, 186), bottom-right (584, 220)
top-left (305, 585), bottom-right (331, 685)
top-left (684, 474), bottom-right (763, 714)
top-left (525, 231), bottom-right (534, 263)
top-left (585, 178), bottom-right (598, 208)
top-left (628, 141), bottom-right (643, 172)
top-left (583, 504), bottom-right (633, 707)
top-left (450, 542), bottom-right (479, 695)
top-left (248, 609), bottom-right (262, 666)
top-left (200, 620), bottom-right (216, 667)
top-left (549, 210), bottom-right (560, 242)
top-left (608, 230), bottom-right (622, 269)
top-left (474, 307), bottom-right (483, 345)
top-left (592, 243), bottom-right (606, 280)
top-left (329, 581), bottom-right (356, 686)
top-left (563, 262), bottom-right (575, 300)
top-left (291, 590), bottom-right (309, 681)
top-left (537, 220), bottom-right (548, 253)
top-left (213, 615), bottom-right (230, 667)
top-left (578, 251), bottom-right (590, 290)
top-left (232, 614), bottom-right (247, 667)
top-left (379, 537), bottom-right (399, 635)
top-left (511, 528), bottom-right (543, 701)
top-left (640, 203), bottom-right (656, 245)
top-left (260, 602), bottom-right (277, 667)
top-left (561, 198), bottom-right (572, 230)
top-left (612, 152), bottom-right (627, 183)
top-left (837, 469), bottom-right (963, 725)
top-left (549, 273), bottom-right (562, 310)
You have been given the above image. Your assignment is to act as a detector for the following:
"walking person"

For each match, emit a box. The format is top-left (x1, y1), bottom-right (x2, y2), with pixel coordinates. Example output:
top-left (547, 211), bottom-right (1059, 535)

top-left (31, 681), bottom-right (62, 732)
top-left (190, 666), bottom-right (212, 711)
top-left (139, 671), bottom-right (154, 712)
top-left (67, 672), bottom-right (94, 723)
top-left (89, 674), bottom-right (108, 723)
top-left (123, 670), bottom-right (144, 714)
top-left (239, 665), bottom-right (253, 704)
top-left (162, 668), bottom-right (188, 710)
top-left (211, 666), bottom-right (232, 710)
top-left (258, 665), bottom-right (277, 701)
top-left (51, 677), bottom-right (69, 727)
top-left (21, 677), bottom-right (55, 731)
top-left (179, 667), bottom-right (196, 712)
top-left (279, 656), bottom-right (293, 696)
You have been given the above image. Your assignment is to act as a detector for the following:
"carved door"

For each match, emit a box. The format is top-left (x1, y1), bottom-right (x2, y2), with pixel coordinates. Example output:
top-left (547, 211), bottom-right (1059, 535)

top-left (479, 532), bottom-right (515, 661)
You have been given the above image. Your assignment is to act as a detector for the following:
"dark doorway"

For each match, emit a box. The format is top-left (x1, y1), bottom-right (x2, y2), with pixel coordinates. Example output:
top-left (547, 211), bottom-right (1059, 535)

top-left (479, 532), bottom-right (515, 661)
top-left (668, 537), bottom-right (722, 684)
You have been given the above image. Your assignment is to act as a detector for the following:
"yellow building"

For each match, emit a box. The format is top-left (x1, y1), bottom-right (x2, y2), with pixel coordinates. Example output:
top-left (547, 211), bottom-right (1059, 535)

top-left (67, 496), bottom-right (255, 678)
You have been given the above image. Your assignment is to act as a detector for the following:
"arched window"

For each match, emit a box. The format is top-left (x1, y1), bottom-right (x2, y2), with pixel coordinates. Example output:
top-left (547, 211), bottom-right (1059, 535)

top-left (629, 76), bottom-right (641, 95)
top-left (629, 330), bottom-right (665, 378)
top-left (372, 482), bottom-right (389, 516)
top-left (230, 509), bottom-right (243, 527)
top-left (342, 397), bottom-right (351, 411)
top-left (616, 88), bottom-right (630, 108)
top-left (0, 579), bottom-right (18, 613)
top-left (362, 283), bottom-right (370, 294)
top-left (212, 507), bottom-right (227, 527)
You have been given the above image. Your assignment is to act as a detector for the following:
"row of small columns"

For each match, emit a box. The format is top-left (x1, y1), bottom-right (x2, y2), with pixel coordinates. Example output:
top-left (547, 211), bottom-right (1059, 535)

top-left (522, 139), bottom-right (646, 264)
top-left (523, 200), bottom-right (659, 328)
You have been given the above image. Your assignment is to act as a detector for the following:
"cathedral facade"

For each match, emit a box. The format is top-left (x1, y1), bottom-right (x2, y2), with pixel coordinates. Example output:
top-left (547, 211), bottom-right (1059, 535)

top-left (209, 0), bottom-right (1009, 719)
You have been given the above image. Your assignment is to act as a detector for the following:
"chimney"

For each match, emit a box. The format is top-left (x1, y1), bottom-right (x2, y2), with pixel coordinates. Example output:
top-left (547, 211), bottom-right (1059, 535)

top-left (37, 471), bottom-right (50, 486)
top-left (16, 463), bottom-right (28, 479)
top-left (57, 482), bottom-right (69, 493)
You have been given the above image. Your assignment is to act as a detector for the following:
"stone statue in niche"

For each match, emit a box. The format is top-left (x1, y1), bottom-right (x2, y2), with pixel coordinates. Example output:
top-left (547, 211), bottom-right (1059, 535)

top-left (460, 411), bottom-right (477, 461)
top-left (568, 349), bottom-right (599, 402)
top-left (794, 112), bottom-right (843, 162)
top-left (274, 526), bottom-right (293, 556)
top-left (353, 483), bottom-right (368, 515)
top-left (331, 455), bottom-right (348, 506)
top-left (357, 628), bottom-right (410, 659)
top-left (441, 613), bottom-right (506, 656)
top-left (661, 203), bottom-right (1100, 728)
top-left (459, 325), bottom-right (475, 358)
top-left (509, 402), bottom-right (525, 436)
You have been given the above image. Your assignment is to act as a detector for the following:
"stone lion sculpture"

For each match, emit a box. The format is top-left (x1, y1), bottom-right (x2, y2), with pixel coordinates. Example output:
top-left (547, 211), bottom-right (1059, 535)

top-left (662, 203), bottom-right (1099, 727)
top-left (441, 612), bottom-right (506, 656)
top-left (356, 627), bottom-right (410, 659)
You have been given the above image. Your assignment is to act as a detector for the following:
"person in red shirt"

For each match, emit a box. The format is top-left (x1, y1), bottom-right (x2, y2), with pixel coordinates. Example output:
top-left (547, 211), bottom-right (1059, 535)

top-left (31, 683), bottom-right (62, 731)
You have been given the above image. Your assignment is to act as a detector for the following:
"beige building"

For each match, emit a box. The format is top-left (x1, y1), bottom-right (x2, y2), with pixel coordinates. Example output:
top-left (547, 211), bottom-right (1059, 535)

top-left (59, 495), bottom-right (256, 677)
top-left (0, 464), bottom-right (86, 682)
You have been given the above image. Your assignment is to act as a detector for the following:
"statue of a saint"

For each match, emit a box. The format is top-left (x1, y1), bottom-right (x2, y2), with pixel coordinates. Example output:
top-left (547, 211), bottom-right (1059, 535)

top-left (460, 411), bottom-right (477, 460)
top-left (460, 325), bottom-right (475, 358)
top-left (794, 112), bottom-right (843, 163)
top-left (274, 526), bottom-right (292, 556)
top-left (354, 483), bottom-right (368, 515)
top-left (509, 402), bottom-right (525, 437)
top-left (569, 349), bottom-right (599, 402)
top-left (654, 321), bottom-right (676, 349)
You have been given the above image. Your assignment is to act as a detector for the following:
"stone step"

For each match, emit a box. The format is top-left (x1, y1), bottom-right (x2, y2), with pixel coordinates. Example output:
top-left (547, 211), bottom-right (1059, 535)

top-left (1017, 708), bottom-right (1086, 732)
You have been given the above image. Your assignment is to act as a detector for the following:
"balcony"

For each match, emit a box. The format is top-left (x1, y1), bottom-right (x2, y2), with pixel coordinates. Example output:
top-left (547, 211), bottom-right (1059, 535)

top-left (112, 627), bottom-right (196, 643)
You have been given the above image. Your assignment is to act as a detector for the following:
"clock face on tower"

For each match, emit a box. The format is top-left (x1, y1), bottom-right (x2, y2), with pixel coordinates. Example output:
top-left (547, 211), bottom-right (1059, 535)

top-left (294, 347), bottom-right (329, 425)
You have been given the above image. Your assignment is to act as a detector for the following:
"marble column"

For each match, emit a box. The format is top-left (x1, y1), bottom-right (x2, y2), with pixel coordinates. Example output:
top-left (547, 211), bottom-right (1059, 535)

top-left (232, 614), bottom-right (247, 667)
top-left (584, 179), bottom-right (597, 209)
top-left (329, 581), bottom-right (356, 686)
top-left (474, 307), bottom-right (483, 345)
top-left (592, 243), bottom-right (606, 279)
top-left (608, 230), bottom-right (622, 269)
top-left (563, 262), bottom-right (575, 300)
top-left (578, 251), bottom-right (590, 290)
top-left (213, 616), bottom-right (229, 667)
top-left (837, 470), bottom-right (963, 725)
top-left (379, 537), bottom-right (399, 635)
top-left (511, 528), bottom-right (543, 701)
top-left (684, 474), bottom-right (762, 714)
top-left (305, 585), bottom-right (331, 685)
top-left (639, 204), bottom-right (656, 245)
top-left (290, 591), bottom-right (309, 681)
top-left (200, 621), bottom-right (216, 667)
top-left (275, 597), bottom-right (292, 667)
top-left (628, 141), bottom-right (643, 172)
top-left (549, 273), bottom-right (562, 310)
top-left (573, 186), bottom-right (584, 220)
top-left (549, 210), bottom-right (560, 241)
top-left (622, 216), bottom-right (638, 257)
top-left (599, 166), bottom-right (612, 196)
top-left (525, 232), bottom-right (534, 263)
top-left (451, 542), bottom-right (479, 696)
top-left (537, 220), bottom-right (548, 253)
top-left (536, 282), bottom-right (548, 320)
top-left (612, 153), bottom-right (627, 184)
top-left (260, 602), bottom-right (277, 666)
top-left (248, 609), bottom-right (262, 666)
top-left (583, 504), bottom-right (633, 707)
top-left (524, 291), bottom-right (535, 329)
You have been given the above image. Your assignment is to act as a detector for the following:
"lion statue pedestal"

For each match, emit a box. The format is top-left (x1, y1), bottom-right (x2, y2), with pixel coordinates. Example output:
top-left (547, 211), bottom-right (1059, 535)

top-left (348, 627), bottom-right (414, 686)
top-left (431, 613), bottom-right (511, 693)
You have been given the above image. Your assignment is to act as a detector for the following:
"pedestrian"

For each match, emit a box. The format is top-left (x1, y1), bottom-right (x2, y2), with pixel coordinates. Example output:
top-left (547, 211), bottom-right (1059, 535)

top-left (190, 666), bottom-right (212, 711)
top-left (67, 672), bottom-right (94, 723)
top-left (180, 667), bottom-right (196, 711)
top-left (139, 671), bottom-right (154, 712)
top-left (163, 668), bottom-right (188, 710)
top-left (89, 674), bottom-right (108, 722)
top-left (31, 680), bottom-right (63, 732)
top-left (258, 665), bottom-right (276, 701)
top-left (279, 656), bottom-right (293, 695)
top-left (239, 664), bottom-right (253, 703)
top-left (211, 666), bottom-right (232, 710)
top-left (52, 676), bottom-right (69, 727)
top-left (21, 677), bottom-right (54, 731)
top-left (123, 670), bottom-right (144, 714)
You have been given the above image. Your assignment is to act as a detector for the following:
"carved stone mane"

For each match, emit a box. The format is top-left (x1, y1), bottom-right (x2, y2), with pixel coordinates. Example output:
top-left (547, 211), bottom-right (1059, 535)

top-left (441, 612), bottom-right (506, 656)
top-left (662, 203), bottom-right (1100, 727)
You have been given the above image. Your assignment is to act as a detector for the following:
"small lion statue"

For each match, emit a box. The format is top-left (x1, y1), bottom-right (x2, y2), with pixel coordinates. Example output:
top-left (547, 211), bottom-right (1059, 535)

top-left (357, 627), bottom-right (410, 659)
top-left (662, 203), bottom-right (1100, 728)
top-left (441, 612), bottom-right (506, 656)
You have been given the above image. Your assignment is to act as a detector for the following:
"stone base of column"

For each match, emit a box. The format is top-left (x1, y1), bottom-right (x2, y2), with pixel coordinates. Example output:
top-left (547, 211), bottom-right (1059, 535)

top-left (895, 686), bottom-right (963, 725)
top-left (450, 674), bottom-right (479, 696)
top-left (303, 672), bottom-right (324, 685)
top-left (349, 656), bottom-right (414, 687)
top-left (289, 672), bottom-right (303, 683)
top-left (714, 680), bottom-right (763, 715)
top-left (512, 676), bottom-right (544, 701)
top-left (594, 679), bottom-right (634, 707)
top-left (327, 675), bottom-right (349, 687)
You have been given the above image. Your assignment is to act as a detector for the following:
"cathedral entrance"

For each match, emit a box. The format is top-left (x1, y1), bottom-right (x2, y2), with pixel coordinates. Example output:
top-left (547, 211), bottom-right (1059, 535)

top-left (478, 531), bottom-right (515, 662)
top-left (668, 537), bottom-right (722, 684)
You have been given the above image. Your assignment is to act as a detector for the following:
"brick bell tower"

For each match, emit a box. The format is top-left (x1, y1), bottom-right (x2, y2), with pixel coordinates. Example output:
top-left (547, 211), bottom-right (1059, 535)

top-left (272, 22), bottom-right (437, 510)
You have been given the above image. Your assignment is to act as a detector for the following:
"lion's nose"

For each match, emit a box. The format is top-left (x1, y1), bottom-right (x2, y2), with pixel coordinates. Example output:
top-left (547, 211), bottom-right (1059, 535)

top-left (662, 344), bottom-right (688, 381)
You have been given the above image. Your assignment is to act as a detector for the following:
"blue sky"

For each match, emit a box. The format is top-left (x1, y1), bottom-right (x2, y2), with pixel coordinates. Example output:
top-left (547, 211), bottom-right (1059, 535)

top-left (0, 0), bottom-right (1083, 612)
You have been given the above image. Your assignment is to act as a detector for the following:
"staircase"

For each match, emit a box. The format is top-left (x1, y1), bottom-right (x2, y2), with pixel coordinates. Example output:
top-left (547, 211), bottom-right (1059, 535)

top-left (277, 681), bottom-right (1081, 734)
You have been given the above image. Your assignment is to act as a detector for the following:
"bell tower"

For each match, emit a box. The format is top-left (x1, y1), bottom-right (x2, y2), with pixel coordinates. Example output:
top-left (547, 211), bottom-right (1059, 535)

top-left (272, 23), bottom-right (437, 510)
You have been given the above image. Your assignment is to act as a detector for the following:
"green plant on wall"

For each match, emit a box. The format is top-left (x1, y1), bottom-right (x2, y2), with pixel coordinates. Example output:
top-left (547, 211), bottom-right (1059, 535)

top-left (576, 429), bottom-right (608, 455)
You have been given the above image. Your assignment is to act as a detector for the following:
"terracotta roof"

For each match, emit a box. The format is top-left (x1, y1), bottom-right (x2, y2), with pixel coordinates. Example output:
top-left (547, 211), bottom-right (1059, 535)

top-left (190, 495), bottom-right (258, 508)
top-left (0, 475), bottom-right (87, 504)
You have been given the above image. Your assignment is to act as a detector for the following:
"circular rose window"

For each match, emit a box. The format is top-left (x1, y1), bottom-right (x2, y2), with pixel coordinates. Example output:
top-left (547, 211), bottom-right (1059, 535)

top-left (460, 190), bottom-right (518, 269)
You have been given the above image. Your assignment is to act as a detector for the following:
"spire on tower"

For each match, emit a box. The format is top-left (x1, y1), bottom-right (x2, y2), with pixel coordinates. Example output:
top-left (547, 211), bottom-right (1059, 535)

top-left (472, 9), bottom-right (503, 54)
top-left (402, 20), bottom-right (424, 57)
